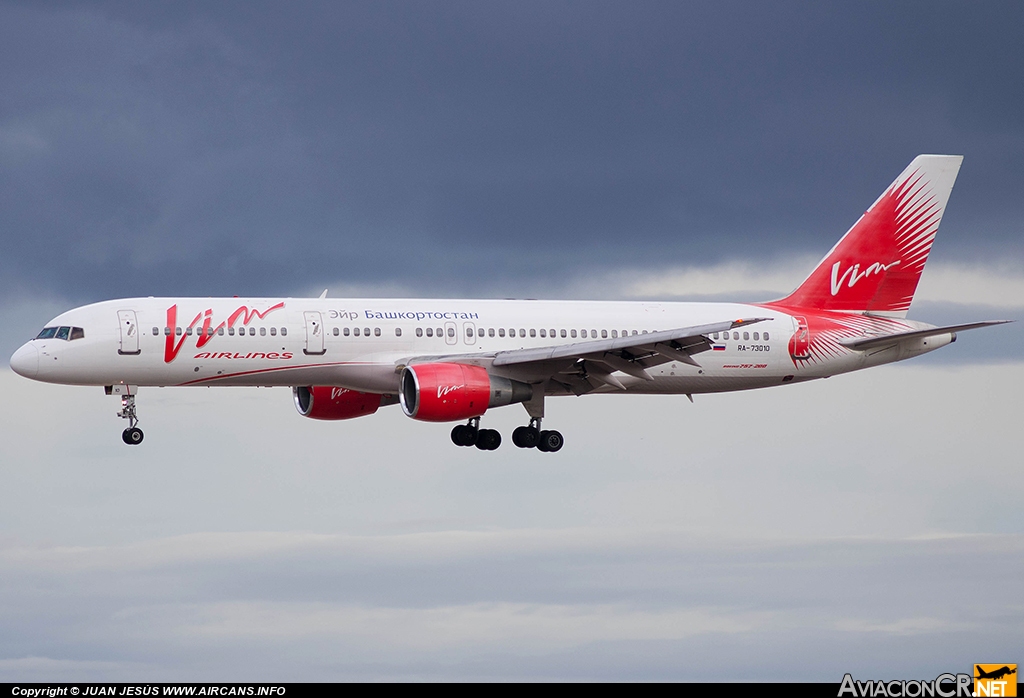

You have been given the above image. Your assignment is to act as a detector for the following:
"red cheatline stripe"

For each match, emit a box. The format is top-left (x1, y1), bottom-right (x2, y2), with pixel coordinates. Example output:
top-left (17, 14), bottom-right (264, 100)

top-left (176, 360), bottom-right (378, 386)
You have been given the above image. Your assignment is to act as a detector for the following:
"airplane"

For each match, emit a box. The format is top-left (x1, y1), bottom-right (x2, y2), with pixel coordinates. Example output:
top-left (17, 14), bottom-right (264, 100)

top-left (9, 155), bottom-right (1009, 451)
top-left (975, 666), bottom-right (1016, 681)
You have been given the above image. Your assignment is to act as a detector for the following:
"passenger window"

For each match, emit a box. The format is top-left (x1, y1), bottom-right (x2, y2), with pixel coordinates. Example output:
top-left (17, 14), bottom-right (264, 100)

top-left (447, 327), bottom-right (455, 338)
top-left (332, 327), bottom-right (338, 336)
top-left (549, 329), bottom-right (556, 337)
top-left (570, 330), bottom-right (577, 338)
top-left (733, 332), bottom-right (739, 340)
top-left (71, 327), bottom-right (85, 340)
top-left (354, 327), bottom-right (361, 337)
top-left (611, 330), bottom-right (618, 338)
top-left (416, 328), bottom-right (423, 337)
top-left (365, 327), bottom-right (371, 336)
top-left (218, 327), bottom-right (225, 336)
top-left (560, 329), bottom-right (567, 338)
top-left (498, 328), bottom-right (505, 337)
top-left (176, 327), bottom-right (183, 336)
top-left (467, 327), bottom-right (474, 338)
top-left (712, 332), bottom-right (719, 340)
top-left (642, 330), bottom-right (648, 334)
top-left (489, 328), bottom-right (495, 337)
top-left (228, 327), bottom-right (235, 336)
top-left (152, 327), bottom-right (159, 336)
top-left (260, 327), bottom-right (267, 336)
top-left (743, 332), bottom-right (749, 340)
top-left (374, 328), bottom-right (381, 337)
top-left (395, 327), bottom-right (402, 337)
top-left (344, 327), bottom-right (350, 336)
top-left (280, 327), bottom-right (287, 336)
top-left (632, 330), bottom-right (638, 336)
top-left (186, 327), bottom-right (193, 336)
top-left (753, 332), bottom-right (759, 341)
top-left (763, 332), bottom-right (769, 340)
top-left (539, 329), bottom-right (546, 338)
top-left (581, 330), bottom-right (587, 338)
top-left (602, 329), bottom-right (608, 338)
top-left (436, 327), bottom-right (442, 337)
top-left (164, 327), bottom-right (171, 336)
top-left (529, 329), bottom-right (536, 338)
top-left (425, 328), bottom-right (432, 337)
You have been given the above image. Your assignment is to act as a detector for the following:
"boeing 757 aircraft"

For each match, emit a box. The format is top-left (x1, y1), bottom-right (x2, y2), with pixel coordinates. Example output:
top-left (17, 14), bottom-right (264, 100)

top-left (10, 155), bottom-right (1008, 451)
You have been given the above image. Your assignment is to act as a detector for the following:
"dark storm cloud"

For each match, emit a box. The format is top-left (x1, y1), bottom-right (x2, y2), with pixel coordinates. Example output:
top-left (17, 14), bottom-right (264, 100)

top-left (1, 1), bottom-right (1022, 303)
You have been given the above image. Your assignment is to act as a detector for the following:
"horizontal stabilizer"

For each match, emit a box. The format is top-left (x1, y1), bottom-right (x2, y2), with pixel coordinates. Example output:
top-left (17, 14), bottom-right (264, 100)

top-left (838, 320), bottom-right (1011, 350)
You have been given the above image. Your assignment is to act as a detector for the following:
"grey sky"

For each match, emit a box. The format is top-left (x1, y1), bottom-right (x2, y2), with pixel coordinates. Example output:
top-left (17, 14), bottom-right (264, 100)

top-left (1, 365), bottom-right (1022, 680)
top-left (1, 1), bottom-right (1023, 303)
top-left (1, 1), bottom-right (1022, 681)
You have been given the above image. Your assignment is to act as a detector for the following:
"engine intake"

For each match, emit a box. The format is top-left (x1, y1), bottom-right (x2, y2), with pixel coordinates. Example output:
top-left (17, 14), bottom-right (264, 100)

top-left (400, 363), bottom-right (533, 422)
top-left (293, 386), bottom-right (391, 420)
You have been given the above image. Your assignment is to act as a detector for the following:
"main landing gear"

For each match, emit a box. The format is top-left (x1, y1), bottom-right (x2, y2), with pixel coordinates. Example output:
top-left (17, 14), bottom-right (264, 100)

top-left (451, 417), bottom-right (501, 451)
top-left (118, 393), bottom-right (144, 445)
top-left (512, 418), bottom-right (563, 452)
top-left (450, 417), bottom-right (564, 453)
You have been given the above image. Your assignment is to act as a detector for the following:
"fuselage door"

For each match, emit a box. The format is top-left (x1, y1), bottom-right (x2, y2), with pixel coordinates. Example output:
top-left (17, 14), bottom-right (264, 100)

top-left (303, 311), bottom-right (326, 355)
top-left (790, 315), bottom-right (811, 360)
top-left (444, 321), bottom-right (457, 346)
top-left (117, 310), bottom-right (141, 355)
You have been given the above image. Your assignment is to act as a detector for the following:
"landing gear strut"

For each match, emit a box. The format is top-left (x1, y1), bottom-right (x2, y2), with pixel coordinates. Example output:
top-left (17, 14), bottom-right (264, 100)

top-left (451, 418), bottom-right (502, 451)
top-left (118, 394), bottom-right (144, 445)
top-left (512, 418), bottom-right (563, 452)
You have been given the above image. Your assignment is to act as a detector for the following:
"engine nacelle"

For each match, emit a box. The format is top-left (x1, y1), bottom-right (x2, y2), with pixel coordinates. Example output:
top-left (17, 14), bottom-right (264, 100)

top-left (400, 363), bottom-right (533, 422)
top-left (292, 386), bottom-right (387, 420)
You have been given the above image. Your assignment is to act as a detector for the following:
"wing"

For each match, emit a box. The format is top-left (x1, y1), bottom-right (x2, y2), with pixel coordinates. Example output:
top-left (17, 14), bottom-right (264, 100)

top-left (838, 320), bottom-right (1010, 351)
top-left (402, 317), bottom-right (770, 395)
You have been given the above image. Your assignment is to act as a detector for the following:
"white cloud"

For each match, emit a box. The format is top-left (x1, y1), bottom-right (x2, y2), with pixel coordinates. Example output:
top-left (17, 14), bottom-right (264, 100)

top-left (1, 361), bottom-right (1023, 679)
top-left (570, 259), bottom-right (1024, 309)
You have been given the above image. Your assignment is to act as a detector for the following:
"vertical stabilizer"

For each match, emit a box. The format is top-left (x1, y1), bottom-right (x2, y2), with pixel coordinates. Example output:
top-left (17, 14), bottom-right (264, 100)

top-left (775, 155), bottom-right (962, 317)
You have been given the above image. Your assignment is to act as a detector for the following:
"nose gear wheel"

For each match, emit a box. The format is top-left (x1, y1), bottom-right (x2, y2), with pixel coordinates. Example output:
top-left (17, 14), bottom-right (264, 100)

top-left (117, 394), bottom-right (144, 445)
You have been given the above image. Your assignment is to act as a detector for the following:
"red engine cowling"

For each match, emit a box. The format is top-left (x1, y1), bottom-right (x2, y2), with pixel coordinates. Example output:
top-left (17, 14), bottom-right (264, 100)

top-left (293, 386), bottom-right (383, 420)
top-left (401, 363), bottom-right (534, 422)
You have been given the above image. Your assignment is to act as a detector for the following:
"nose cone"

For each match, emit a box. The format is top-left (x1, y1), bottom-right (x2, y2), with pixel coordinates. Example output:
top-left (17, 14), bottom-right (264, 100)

top-left (10, 342), bottom-right (39, 379)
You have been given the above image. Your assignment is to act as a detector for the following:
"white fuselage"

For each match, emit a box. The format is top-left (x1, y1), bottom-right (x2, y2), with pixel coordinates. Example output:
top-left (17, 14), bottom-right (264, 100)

top-left (10, 296), bottom-right (948, 397)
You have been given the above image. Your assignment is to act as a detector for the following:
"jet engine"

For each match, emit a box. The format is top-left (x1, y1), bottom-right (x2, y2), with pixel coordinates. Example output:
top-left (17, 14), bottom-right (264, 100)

top-left (400, 363), bottom-right (533, 422)
top-left (292, 386), bottom-right (391, 420)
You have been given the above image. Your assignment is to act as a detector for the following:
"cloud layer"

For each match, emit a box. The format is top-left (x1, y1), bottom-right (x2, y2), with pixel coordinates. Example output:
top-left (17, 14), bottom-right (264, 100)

top-left (1, 362), bottom-right (1022, 679)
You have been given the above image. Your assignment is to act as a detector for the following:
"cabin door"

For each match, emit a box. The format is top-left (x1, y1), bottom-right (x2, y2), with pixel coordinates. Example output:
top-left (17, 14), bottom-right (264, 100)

top-left (303, 311), bottom-right (326, 355)
top-left (790, 315), bottom-right (810, 360)
top-left (117, 310), bottom-right (141, 355)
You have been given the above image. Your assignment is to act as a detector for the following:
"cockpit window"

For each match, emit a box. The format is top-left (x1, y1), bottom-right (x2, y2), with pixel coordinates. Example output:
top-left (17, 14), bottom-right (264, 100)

top-left (34, 326), bottom-right (85, 341)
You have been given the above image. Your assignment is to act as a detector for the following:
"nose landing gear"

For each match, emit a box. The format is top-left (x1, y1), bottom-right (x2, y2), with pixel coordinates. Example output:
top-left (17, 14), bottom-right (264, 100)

top-left (117, 392), bottom-right (144, 445)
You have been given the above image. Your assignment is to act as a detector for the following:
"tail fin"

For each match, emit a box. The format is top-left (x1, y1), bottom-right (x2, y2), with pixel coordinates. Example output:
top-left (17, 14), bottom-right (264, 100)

top-left (775, 155), bottom-right (963, 317)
